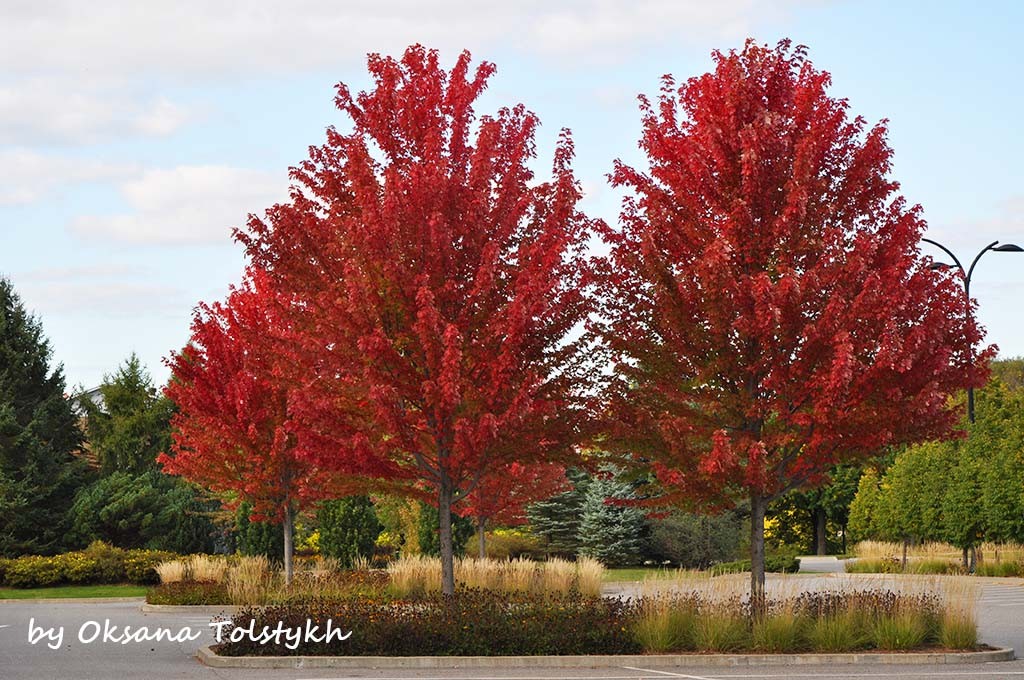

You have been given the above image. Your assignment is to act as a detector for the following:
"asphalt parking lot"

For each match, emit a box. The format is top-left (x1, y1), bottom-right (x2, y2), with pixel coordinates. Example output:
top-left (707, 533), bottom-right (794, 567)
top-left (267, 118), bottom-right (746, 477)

top-left (2, 576), bottom-right (1023, 680)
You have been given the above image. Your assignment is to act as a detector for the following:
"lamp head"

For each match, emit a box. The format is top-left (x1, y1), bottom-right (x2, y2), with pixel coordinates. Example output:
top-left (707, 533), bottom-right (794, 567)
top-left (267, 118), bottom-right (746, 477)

top-left (992, 243), bottom-right (1024, 253)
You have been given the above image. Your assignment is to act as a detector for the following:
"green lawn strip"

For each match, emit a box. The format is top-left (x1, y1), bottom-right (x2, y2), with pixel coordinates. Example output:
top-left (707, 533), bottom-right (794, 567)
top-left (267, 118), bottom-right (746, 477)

top-left (0, 584), bottom-right (148, 599)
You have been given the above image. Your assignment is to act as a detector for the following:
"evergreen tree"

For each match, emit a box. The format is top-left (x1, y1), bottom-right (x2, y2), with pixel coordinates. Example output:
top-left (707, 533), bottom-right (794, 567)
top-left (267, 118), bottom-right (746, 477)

top-left (80, 353), bottom-right (174, 475)
top-left (317, 496), bottom-right (382, 567)
top-left (577, 467), bottom-right (649, 567)
top-left (0, 278), bottom-right (90, 556)
top-left (527, 468), bottom-right (591, 557)
top-left (68, 470), bottom-right (217, 553)
top-left (416, 501), bottom-right (474, 557)
top-left (235, 501), bottom-right (285, 559)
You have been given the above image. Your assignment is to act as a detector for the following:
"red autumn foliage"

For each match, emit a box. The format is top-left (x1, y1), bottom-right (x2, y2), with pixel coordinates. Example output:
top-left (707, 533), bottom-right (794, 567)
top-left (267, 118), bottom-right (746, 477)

top-left (158, 269), bottom-right (338, 525)
top-left (236, 45), bottom-right (596, 592)
top-left (594, 39), bottom-right (991, 597)
top-left (456, 461), bottom-right (568, 529)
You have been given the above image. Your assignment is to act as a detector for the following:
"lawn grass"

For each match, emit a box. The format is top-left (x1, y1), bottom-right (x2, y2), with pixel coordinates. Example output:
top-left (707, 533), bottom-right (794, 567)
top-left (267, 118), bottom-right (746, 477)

top-left (0, 584), bottom-right (148, 600)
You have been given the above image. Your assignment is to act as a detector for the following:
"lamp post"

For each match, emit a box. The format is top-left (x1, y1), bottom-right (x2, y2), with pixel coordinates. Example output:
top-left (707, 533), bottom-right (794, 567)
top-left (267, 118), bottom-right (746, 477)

top-left (923, 238), bottom-right (1023, 423)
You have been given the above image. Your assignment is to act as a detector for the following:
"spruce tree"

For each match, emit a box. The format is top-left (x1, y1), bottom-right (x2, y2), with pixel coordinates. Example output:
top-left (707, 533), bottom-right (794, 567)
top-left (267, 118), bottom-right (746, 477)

top-left (577, 466), bottom-right (648, 567)
top-left (527, 467), bottom-right (591, 557)
top-left (0, 277), bottom-right (90, 556)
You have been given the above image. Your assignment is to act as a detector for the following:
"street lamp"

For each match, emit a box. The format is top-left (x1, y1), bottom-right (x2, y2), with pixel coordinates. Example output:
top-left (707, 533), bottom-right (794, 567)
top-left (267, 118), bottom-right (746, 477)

top-left (922, 238), bottom-right (1023, 423)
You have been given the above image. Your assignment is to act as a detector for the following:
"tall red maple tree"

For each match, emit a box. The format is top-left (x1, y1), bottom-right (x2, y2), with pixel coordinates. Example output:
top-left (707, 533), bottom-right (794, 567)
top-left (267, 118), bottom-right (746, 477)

top-left (159, 269), bottom-right (340, 583)
top-left (456, 462), bottom-right (568, 557)
top-left (237, 45), bottom-right (596, 594)
top-left (595, 39), bottom-right (990, 605)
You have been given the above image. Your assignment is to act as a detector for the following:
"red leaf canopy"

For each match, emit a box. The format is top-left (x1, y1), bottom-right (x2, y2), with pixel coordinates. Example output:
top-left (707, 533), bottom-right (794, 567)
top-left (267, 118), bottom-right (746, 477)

top-left (595, 39), bottom-right (991, 509)
top-left (159, 269), bottom-right (340, 522)
top-left (237, 45), bottom-right (596, 507)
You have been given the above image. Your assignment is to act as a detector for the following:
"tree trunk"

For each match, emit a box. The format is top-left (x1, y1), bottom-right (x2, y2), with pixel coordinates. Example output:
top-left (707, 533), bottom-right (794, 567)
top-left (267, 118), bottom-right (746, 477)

top-left (438, 480), bottom-right (456, 596)
top-left (901, 538), bottom-right (908, 571)
top-left (477, 518), bottom-right (487, 559)
top-left (815, 508), bottom-right (827, 556)
top-left (969, 546), bottom-right (977, 574)
top-left (283, 504), bottom-right (294, 586)
top-left (962, 546), bottom-right (969, 571)
top-left (750, 492), bottom-right (767, 618)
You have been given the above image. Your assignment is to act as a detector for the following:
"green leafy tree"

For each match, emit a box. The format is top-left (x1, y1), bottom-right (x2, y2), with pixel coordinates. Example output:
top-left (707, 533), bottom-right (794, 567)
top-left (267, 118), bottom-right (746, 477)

top-left (68, 470), bottom-right (216, 553)
top-left (80, 353), bottom-right (174, 475)
top-left (527, 468), bottom-right (591, 557)
top-left (847, 468), bottom-right (888, 543)
top-left (0, 278), bottom-right (91, 556)
top-left (976, 381), bottom-right (1024, 544)
top-left (317, 496), bottom-right (382, 567)
top-left (942, 453), bottom-right (983, 568)
top-left (769, 465), bottom-right (863, 555)
top-left (577, 467), bottom-right (649, 567)
top-left (648, 509), bottom-right (743, 568)
top-left (876, 442), bottom-right (950, 547)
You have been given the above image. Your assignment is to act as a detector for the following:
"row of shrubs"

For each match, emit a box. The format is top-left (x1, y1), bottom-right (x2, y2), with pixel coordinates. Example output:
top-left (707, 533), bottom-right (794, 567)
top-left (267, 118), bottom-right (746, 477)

top-left (213, 587), bottom-right (977, 657)
top-left (847, 556), bottom-right (1024, 576)
top-left (0, 542), bottom-right (178, 588)
top-left (709, 553), bottom-right (801, 576)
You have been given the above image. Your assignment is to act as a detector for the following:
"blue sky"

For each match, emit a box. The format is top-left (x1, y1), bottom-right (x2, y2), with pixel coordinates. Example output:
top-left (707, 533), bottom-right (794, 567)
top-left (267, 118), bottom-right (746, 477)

top-left (2, 1), bottom-right (1022, 389)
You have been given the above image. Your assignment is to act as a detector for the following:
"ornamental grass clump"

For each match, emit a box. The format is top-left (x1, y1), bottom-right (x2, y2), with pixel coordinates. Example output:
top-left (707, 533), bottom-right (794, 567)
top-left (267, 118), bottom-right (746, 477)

top-left (226, 555), bottom-right (275, 605)
top-left (752, 608), bottom-right (807, 653)
top-left (631, 595), bottom-right (698, 652)
top-left (187, 555), bottom-right (228, 584)
top-left (155, 560), bottom-right (187, 584)
top-left (938, 577), bottom-right (980, 650)
top-left (693, 608), bottom-right (751, 652)
top-left (386, 556), bottom-right (605, 597)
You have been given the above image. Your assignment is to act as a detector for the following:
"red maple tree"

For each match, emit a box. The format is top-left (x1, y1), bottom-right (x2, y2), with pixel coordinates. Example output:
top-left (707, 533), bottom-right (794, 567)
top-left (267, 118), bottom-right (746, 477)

top-left (595, 39), bottom-right (990, 605)
top-left (237, 46), bottom-right (596, 593)
top-left (456, 462), bottom-right (568, 557)
top-left (159, 269), bottom-right (341, 583)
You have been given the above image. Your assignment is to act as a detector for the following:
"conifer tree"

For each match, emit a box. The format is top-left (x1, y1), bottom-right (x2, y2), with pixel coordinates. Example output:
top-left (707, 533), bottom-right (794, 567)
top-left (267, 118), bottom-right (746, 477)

top-left (577, 467), bottom-right (649, 566)
top-left (0, 277), bottom-right (90, 556)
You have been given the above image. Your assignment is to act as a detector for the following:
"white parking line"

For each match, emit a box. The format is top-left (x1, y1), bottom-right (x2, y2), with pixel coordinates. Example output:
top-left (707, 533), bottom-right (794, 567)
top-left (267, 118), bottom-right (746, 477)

top-left (622, 668), bottom-right (715, 679)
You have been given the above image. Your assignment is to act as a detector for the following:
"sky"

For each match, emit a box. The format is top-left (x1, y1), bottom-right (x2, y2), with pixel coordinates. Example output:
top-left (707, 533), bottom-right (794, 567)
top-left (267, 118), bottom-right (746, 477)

top-left (2, 1), bottom-right (1023, 389)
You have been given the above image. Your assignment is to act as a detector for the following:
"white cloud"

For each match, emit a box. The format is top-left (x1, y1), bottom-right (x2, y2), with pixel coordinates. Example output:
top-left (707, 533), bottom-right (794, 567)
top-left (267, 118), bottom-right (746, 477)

top-left (926, 196), bottom-right (1024, 250)
top-left (0, 1), bottom-right (810, 80)
top-left (69, 165), bottom-right (288, 245)
top-left (0, 148), bottom-right (134, 205)
top-left (11, 265), bottom-right (186, 318)
top-left (0, 79), bottom-right (192, 145)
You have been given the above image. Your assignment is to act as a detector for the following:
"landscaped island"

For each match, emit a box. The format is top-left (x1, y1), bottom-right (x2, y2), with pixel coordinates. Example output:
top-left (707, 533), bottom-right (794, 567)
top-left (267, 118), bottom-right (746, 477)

top-left (145, 555), bottom-right (980, 657)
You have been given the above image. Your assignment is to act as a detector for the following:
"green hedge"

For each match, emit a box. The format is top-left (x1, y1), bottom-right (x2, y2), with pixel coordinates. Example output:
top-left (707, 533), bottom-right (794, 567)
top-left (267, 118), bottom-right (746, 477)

top-left (0, 542), bottom-right (178, 588)
top-left (710, 553), bottom-right (801, 576)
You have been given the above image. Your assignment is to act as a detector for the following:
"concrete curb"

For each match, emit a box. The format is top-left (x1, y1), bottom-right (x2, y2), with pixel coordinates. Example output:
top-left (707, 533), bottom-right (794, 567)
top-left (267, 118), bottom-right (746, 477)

top-left (196, 645), bottom-right (1015, 669)
top-left (0, 597), bottom-right (145, 604)
top-left (140, 603), bottom-right (240, 615)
